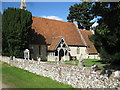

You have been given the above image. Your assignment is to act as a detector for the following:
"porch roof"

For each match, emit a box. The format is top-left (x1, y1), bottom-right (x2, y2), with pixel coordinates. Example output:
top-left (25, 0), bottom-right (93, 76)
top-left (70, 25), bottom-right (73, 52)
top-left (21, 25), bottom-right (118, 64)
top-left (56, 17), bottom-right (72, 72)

top-left (48, 37), bottom-right (61, 50)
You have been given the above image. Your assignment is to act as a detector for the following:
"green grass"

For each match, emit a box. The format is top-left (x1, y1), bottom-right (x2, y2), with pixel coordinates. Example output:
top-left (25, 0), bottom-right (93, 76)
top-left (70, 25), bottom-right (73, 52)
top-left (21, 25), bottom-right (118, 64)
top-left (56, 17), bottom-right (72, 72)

top-left (1, 62), bottom-right (73, 88)
top-left (46, 61), bottom-right (57, 63)
top-left (46, 59), bottom-right (107, 69)
top-left (84, 59), bottom-right (105, 65)
top-left (64, 59), bottom-right (107, 69)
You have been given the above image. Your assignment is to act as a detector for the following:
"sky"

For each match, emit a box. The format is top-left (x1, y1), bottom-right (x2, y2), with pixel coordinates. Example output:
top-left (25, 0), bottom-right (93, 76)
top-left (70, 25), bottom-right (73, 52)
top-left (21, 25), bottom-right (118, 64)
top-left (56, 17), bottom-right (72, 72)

top-left (2, 1), bottom-right (100, 27)
top-left (2, 2), bottom-right (81, 22)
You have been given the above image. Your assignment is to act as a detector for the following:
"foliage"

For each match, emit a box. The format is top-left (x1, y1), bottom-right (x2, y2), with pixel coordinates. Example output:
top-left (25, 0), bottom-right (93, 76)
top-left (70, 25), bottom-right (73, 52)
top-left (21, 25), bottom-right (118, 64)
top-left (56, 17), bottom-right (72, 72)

top-left (0, 12), bottom-right (2, 54)
top-left (2, 8), bottom-right (32, 58)
top-left (67, 2), bottom-right (94, 30)
top-left (2, 62), bottom-right (73, 88)
top-left (91, 2), bottom-right (120, 64)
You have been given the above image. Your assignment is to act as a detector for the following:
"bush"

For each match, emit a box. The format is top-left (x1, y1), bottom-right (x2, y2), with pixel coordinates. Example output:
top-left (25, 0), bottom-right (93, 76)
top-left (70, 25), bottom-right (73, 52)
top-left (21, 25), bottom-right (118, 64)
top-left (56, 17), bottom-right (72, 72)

top-left (111, 52), bottom-right (120, 65)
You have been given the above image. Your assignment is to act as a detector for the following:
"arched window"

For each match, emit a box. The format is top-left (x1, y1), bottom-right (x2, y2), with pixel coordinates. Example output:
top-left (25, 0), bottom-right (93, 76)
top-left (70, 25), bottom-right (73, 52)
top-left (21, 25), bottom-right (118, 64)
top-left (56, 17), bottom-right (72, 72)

top-left (77, 47), bottom-right (80, 54)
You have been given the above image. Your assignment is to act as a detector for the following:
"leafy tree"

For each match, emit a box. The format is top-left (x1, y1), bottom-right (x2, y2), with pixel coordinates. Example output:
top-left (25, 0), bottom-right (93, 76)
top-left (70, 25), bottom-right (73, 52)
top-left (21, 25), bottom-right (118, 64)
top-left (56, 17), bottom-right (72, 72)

top-left (90, 2), bottom-right (120, 64)
top-left (2, 8), bottom-right (32, 58)
top-left (67, 2), bottom-right (94, 30)
top-left (0, 12), bottom-right (2, 55)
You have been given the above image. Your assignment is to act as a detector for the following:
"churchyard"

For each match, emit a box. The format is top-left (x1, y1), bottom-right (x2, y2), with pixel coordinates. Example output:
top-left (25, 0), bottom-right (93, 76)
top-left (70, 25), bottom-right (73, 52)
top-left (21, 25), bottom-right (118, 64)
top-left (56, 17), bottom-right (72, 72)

top-left (47, 59), bottom-right (120, 70)
top-left (1, 56), bottom-right (120, 89)
top-left (47, 59), bottom-right (108, 69)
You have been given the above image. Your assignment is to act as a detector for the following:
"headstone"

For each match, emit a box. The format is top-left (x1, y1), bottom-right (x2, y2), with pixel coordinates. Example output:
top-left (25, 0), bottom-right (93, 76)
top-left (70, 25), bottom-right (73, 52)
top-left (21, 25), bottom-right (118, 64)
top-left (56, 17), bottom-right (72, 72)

top-left (37, 57), bottom-right (41, 64)
top-left (13, 56), bottom-right (15, 60)
top-left (9, 56), bottom-right (13, 60)
top-left (24, 49), bottom-right (30, 60)
top-left (55, 57), bottom-right (57, 63)
top-left (9, 56), bottom-right (13, 65)
top-left (78, 59), bottom-right (84, 67)
top-left (114, 71), bottom-right (120, 78)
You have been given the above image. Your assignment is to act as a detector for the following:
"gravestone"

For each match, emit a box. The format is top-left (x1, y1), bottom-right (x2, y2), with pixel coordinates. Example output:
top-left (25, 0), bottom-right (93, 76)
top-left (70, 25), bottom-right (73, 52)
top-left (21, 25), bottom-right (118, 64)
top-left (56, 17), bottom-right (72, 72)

top-left (78, 54), bottom-right (84, 67)
top-left (9, 56), bottom-right (13, 60)
top-left (24, 49), bottom-right (30, 60)
top-left (13, 56), bottom-right (15, 60)
top-left (55, 57), bottom-right (58, 64)
top-left (9, 56), bottom-right (13, 65)
top-left (78, 59), bottom-right (84, 67)
top-left (114, 71), bottom-right (120, 79)
top-left (37, 57), bottom-right (41, 64)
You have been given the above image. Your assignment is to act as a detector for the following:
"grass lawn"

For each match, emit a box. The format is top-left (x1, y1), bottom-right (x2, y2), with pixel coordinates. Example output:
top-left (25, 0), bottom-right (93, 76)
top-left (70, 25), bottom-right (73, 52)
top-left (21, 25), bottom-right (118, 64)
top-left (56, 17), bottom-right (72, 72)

top-left (1, 62), bottom-right (73, 88)
top-left (45, 59), bottom-right (109, 69)
top-left (64, 59), bottom-right (108, 69)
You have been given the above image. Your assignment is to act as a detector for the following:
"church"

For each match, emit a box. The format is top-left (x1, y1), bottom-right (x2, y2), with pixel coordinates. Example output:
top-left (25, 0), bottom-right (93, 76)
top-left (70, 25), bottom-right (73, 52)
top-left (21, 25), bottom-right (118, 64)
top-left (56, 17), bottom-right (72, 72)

top-left (20, 0), bottom-right (100, 61)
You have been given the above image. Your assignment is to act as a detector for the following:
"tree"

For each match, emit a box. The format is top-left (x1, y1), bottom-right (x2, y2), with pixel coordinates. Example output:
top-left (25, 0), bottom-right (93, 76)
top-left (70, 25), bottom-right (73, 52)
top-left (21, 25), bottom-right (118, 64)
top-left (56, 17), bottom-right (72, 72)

top-left (90, 2), bottom-right (120, 64)
top-left (67, 2), bottom-right (94, 30)
top-left (0, 12), bottom-right (2, 55)
top-left (2, 8), bottom-right (32, 58)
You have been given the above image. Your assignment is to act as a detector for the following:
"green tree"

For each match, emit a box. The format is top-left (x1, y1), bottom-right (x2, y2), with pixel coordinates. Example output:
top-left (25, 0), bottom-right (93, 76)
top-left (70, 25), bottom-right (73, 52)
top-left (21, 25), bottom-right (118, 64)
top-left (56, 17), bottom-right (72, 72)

top-left (67, 2), bottom-right (94, 30)
top-left (91, 2), bottom-right (120, 64)
top-left (2, 8), bottom-right (32, 58)
top-left (0, 12), bottom-right (2, 55)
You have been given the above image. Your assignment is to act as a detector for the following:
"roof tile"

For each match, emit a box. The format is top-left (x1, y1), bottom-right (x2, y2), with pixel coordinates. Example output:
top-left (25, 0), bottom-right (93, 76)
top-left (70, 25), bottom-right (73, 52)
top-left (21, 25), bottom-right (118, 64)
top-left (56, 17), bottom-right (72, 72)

top-left (80, 30), bottom-right (98, 54)
top-left (32, 16), bottom-right (84, 46)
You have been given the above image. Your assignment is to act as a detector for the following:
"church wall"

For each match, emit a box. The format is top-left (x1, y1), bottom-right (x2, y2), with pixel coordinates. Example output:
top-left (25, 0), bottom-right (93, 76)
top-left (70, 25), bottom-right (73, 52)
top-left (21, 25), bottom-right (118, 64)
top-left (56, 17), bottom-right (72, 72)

top-left (40, 45), bottom-right (47, 60)
top-left (87, 54), bottom-right (100, 59)
top-left (29, 44), bottom-right (47, 60)
top-left (29, 44), bottom-right (39, 60)
top-left (69, 46), bottom-right (88, 60)
top-left (47, 52), bottom-right (70, 61)
top-left (48, 56), bottom-right (59, 61)
top-left (47, 52), bottom-right (58, 61)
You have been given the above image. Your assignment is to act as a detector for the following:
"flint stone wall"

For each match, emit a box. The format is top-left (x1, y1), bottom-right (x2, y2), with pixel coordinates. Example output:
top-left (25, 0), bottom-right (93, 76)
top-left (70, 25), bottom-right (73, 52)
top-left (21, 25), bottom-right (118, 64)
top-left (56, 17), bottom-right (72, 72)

top-left (1, 56), bottom-right (120, 89)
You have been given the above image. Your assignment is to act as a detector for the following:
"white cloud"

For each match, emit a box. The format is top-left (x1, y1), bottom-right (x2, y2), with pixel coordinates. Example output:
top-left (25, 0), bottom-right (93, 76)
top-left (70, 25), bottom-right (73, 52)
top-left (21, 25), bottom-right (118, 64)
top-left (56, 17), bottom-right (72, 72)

top-left (92, 22), bottom-right (99, 27)
top-left (42, 16), bottom-right (63, 21)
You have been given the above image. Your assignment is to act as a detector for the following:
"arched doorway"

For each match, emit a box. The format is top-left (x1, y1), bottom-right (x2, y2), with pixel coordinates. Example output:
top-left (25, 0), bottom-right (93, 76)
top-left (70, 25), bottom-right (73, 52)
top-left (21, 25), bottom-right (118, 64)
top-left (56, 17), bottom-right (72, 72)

top-left (59, 49), bottom-right (64, 61)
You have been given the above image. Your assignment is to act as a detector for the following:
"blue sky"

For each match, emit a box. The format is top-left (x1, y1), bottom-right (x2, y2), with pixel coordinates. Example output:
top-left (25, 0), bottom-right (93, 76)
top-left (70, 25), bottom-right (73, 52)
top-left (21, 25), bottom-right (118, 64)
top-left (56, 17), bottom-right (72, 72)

top-left (2, 2), bottom-right (81, 22)
top-left (2, 1), bottom-right (100, 27)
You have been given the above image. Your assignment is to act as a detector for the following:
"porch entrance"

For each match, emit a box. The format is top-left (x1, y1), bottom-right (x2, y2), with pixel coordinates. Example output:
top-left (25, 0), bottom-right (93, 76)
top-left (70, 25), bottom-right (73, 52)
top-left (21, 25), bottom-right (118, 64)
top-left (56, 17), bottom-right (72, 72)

top-left (59, 49), bottom-right (64, 61)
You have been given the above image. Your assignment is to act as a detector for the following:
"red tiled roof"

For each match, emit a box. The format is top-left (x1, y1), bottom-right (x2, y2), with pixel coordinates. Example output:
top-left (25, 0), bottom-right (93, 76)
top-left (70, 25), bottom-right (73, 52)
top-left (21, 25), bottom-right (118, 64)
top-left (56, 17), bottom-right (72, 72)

top-left (80, 30), bottom-right (98, 54)
top-left (32, 16), bottom-right (85, 47)
top-left (48, 37), bottom-right (62, 50)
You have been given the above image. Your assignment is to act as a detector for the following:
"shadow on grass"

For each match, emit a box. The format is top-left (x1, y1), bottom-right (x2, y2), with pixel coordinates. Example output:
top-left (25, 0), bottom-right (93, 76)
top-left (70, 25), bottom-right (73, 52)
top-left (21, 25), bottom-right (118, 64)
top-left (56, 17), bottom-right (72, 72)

top-left (103, 64), bottom-right (120, 70)
top-left (92, 60), bottom-right (106, 64)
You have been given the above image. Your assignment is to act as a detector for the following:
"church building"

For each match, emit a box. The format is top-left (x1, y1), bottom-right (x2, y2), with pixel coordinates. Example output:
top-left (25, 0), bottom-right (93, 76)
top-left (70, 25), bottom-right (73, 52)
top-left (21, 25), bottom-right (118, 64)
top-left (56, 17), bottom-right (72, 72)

top-left (20, 0), bottom-right (100, 61)
top-left (30, 17), bottom-right (99, 61)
